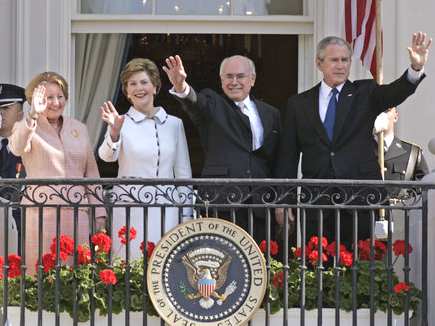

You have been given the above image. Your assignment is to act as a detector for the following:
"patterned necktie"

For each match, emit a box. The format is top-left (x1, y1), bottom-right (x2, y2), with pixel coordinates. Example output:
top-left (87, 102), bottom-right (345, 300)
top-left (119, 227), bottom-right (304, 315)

top-left (238, 103), bottom-right (257, 150)
top-left (323, 88), bottom-right (338, 141)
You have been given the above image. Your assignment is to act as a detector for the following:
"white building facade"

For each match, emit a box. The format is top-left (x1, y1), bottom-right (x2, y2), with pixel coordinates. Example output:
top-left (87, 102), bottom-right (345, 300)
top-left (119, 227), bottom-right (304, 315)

top-left (1, 0), bottom-right (434, 167)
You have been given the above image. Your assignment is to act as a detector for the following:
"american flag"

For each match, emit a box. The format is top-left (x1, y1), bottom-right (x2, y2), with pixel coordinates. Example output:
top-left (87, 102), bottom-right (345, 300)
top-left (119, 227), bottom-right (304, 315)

top-left (198, 278), bottom-right (216, 298)
top-left (344, 0), bottom-right (379, 79)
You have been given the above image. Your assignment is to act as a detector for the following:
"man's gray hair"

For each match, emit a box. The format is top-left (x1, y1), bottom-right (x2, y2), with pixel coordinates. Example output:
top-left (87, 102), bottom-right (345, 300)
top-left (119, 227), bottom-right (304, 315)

top-left (316, 36), bottom-right (353, 61)
top-left (219, 55), bottom-right (256, 76)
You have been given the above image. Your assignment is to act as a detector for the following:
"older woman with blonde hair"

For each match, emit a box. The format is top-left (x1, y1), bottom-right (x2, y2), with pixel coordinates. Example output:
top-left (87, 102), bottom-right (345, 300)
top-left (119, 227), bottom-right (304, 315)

top-left (9, 71), bottom-right (105, 274)
top-left (98, 58), bottom-right (192, 259)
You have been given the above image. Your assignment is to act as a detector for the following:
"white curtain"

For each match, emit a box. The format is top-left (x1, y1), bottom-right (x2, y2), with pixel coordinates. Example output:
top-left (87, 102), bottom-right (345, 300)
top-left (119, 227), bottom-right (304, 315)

top-left (75, 34), bottom-right (127, 147)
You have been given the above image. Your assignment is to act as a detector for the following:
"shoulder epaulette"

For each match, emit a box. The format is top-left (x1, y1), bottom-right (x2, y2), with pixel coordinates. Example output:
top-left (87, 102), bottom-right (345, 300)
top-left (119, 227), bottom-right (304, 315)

top-left (401, 139), bottom-right (423, 150)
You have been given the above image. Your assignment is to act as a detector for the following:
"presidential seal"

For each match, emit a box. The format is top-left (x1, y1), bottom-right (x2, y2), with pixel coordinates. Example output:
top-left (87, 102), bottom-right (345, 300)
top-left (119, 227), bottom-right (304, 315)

top-left (147, 218), bottom-right (267, 326)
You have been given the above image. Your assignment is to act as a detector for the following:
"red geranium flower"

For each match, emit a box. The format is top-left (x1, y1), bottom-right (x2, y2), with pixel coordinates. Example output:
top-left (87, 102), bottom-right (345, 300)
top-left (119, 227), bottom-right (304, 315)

top-left (393, 240), bottom-right (413, 257)
top-left (308, 250), bottom-right (328, 266)
top-left (0, 256), bottom-right (3, 279)
top-left (259, 240), bottom-right (279, 256)
top-left (91, 232), bottom-right (112, 254)
top-left (77, 245), bottom-right (91, 265)
top-left (7, 254), bottom-right (21, 278)
top-left (118, 226), bottom-right (137, 245)
top-left (294, 247), bottom-right (302, 258)
top-left (340, 250), bottom-right (353, 267)
top-left (272, 271), bottom-right (284, 288)
top-left (374, 240), bottom-right (387, 259)
top-left (50, 235), bottom-right (74, 262)
top-left (326, 241), bottom-right (347, 257)
top-left (41, 253), bottom-right (56, 272)
top-left (99, 269), bottom-right (117, 285)
top-left (394, 282), bottom-right (410, 294)
top-left (358, 239), bottom-right (387, 261)
top-left (308, 236), bottom-right (328, 250)
top-left (140, 241), bottom-right (156, 259)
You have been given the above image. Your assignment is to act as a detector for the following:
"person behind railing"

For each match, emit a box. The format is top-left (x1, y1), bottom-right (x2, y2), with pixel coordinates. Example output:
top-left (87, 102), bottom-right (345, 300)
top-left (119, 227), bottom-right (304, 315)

top-left (8, 72), bottom-right (106, 274)
top-left (0, 84), bottom-right (27, 253)
top-left (163, 55), bottom-right (281, 243)
top-left (374, 107), bottom-right (429, 185)
top-left (274, 32), bottom-right (431, 247)
top-left (98, 58), bottom-right (192, 259)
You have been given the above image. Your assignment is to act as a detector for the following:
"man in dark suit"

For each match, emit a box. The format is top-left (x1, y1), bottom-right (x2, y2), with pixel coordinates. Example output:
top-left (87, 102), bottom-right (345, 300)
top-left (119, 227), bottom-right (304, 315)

top-left (163, 55), bottom-right (281, 242)
top-left (275, 32), bottom-right (431, 246)
top-left (0, 83), bottom-right (26, 252)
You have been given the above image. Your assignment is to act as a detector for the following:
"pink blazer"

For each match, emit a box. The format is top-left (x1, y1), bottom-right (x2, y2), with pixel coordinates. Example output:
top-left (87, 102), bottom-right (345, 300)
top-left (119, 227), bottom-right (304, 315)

top-left (9, 116), bottom-right (105, 215)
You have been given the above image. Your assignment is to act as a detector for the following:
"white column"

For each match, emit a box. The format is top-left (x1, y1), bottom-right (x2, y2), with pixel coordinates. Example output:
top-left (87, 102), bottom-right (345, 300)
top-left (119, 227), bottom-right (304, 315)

top-left (0, 0), bottom-right (18, 84)
top-left (16, 0), bottom-right (73, 115)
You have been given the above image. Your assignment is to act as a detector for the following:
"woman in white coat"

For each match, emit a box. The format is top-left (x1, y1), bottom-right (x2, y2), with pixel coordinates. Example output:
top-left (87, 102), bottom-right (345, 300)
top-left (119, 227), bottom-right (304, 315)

top-left (98, 58), bottom-right (192, 259)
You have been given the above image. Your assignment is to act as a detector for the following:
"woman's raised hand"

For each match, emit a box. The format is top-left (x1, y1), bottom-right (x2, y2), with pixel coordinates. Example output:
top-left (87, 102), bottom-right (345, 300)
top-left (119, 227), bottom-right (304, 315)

top-left (30, 84), bottom-right (47, 118)
top-left (100, 101), bottom-right (125, 142)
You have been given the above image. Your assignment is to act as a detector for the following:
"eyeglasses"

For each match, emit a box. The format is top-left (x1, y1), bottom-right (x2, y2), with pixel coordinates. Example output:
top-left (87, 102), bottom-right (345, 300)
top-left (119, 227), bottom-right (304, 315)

top-left (221, 73), bottom-right (250, 82)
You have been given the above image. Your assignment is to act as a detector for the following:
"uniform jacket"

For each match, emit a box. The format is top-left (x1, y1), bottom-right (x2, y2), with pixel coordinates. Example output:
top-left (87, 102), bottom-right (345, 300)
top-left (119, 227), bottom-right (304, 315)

top-left (173, 87), bottom-right (281, 178)
top-left (0, 143), bottom-right (23, 179)
top-left (275, 71), bottom-right (424, 180)
top-left (384, 137), bottom-right (429, 181)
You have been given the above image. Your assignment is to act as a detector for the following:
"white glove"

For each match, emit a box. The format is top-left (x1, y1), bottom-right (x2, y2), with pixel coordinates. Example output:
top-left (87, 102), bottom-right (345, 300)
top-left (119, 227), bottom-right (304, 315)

top-left (374, 112), bottom-right (389, 134)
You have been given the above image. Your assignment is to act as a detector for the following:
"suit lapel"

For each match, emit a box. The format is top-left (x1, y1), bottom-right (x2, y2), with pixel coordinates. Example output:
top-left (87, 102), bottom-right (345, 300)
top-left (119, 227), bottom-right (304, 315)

top-left (303, 84), bottom-right (330, 145)
top-left (385, 138), bottom-right (407, 160)
top-left (333, 80), bottom-right (355, 143)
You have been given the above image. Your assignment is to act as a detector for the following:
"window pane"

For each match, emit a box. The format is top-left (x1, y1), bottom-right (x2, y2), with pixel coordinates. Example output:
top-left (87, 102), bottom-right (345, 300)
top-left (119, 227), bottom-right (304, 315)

top-left (156, 1), bottom-right (231, 15)
top-left (80, 0), bottom-right (303, 15)
top-left (81, 0), bottom-right (153, 14)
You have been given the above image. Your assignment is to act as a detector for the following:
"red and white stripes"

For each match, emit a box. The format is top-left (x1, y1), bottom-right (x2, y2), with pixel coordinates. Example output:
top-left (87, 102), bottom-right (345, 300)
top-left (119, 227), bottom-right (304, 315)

top-left (344, 0), bottom-right (379, 79)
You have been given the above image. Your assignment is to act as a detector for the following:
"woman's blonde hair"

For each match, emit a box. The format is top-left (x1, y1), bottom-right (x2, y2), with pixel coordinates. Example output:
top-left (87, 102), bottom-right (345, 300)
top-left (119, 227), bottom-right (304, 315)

top-left (120, 58), bottom-right (161, 99)
top-left (25, 72), bottom-right (69, 103)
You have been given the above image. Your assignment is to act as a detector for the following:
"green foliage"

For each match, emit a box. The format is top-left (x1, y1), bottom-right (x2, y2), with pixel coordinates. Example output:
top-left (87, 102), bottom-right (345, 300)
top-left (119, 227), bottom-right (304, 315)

top-left (267, 256), bottom-right (421, 315)
top-left (0, 253), bottom-right (158, 322)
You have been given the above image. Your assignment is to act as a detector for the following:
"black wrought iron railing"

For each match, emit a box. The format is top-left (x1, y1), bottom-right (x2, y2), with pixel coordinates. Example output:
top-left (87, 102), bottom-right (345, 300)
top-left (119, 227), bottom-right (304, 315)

top-left (0, 178), bottom-right (430, 326)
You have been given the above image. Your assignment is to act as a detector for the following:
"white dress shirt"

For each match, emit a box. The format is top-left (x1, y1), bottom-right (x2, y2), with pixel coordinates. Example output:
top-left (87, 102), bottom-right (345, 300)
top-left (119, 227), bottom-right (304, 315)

top-left (236, 96), bottom-right (264, 150)
top-left (318, 82), bottom-right (344, 123)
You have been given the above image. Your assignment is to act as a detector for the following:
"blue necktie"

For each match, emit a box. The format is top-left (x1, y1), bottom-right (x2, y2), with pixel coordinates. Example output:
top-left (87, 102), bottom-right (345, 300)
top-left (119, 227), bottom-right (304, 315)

top-left (324, 88), bottom-right (338, 141)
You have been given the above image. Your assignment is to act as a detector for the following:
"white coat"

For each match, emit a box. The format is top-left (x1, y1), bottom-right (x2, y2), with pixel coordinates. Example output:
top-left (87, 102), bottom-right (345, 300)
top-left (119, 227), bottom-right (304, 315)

top-left (98, 107), bottom-right (192, 258)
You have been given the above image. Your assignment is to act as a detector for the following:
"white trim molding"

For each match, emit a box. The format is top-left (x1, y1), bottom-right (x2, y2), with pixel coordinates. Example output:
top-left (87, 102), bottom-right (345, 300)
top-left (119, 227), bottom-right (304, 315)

top-left (71, 14), bottom-right (314, 35)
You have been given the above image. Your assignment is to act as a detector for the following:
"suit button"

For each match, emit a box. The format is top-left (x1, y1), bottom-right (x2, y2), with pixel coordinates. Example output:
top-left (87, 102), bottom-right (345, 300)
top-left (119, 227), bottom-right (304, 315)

top-left (246, 169), bottom-right (251, 175)
top-left (330, 152), bottom-right (335, 157)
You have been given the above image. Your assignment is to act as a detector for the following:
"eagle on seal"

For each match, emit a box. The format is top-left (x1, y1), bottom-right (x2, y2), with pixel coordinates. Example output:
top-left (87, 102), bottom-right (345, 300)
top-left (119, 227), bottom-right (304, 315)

top-left (182, 252), bottom-right (236, 309)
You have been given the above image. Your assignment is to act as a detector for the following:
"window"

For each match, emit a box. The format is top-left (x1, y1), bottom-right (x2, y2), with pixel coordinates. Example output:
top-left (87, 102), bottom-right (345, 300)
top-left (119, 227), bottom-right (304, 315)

top-left (80, 0), bottom-right (303, 15)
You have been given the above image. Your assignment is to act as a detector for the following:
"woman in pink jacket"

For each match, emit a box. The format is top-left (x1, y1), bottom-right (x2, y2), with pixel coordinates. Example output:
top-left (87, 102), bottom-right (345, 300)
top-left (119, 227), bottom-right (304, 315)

top-left (9, 72), bottom-right (105, 274)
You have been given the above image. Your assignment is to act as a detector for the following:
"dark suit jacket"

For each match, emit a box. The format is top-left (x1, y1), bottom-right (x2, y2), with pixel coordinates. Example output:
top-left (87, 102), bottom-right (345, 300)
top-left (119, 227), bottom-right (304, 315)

top-left (173, 87), bottom-right (281, 178)
top-left (275, 71), bottom-right (424, 181)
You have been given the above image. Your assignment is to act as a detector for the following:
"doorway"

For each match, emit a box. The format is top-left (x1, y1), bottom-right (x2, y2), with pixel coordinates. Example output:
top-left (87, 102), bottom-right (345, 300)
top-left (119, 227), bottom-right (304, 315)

top-left (97, 33), bottom-right (298, 177)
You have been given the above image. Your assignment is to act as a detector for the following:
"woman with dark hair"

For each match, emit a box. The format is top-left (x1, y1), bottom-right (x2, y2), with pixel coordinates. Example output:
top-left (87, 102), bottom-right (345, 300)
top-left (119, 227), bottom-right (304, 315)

top-left (98, 58), bottom-right (192, 258)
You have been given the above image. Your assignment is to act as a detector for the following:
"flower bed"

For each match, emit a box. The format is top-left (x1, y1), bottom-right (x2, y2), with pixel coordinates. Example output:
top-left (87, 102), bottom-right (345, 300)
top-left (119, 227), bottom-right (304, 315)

top-left (265, 237), bottom-right (420, 316)
top-left (0, 228), bottom-right (420, 323)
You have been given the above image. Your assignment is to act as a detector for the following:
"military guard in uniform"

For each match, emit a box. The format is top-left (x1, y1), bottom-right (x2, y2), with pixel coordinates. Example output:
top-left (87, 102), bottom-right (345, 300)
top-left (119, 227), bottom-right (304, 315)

top-left (374, 107), bottom-right (429, 200)
top-left (0, 83), bottom-right (27, 252)
top-left (0, 84), bottom-right (26, 179)
top-left (374, 108), bottom-right (429, 203)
